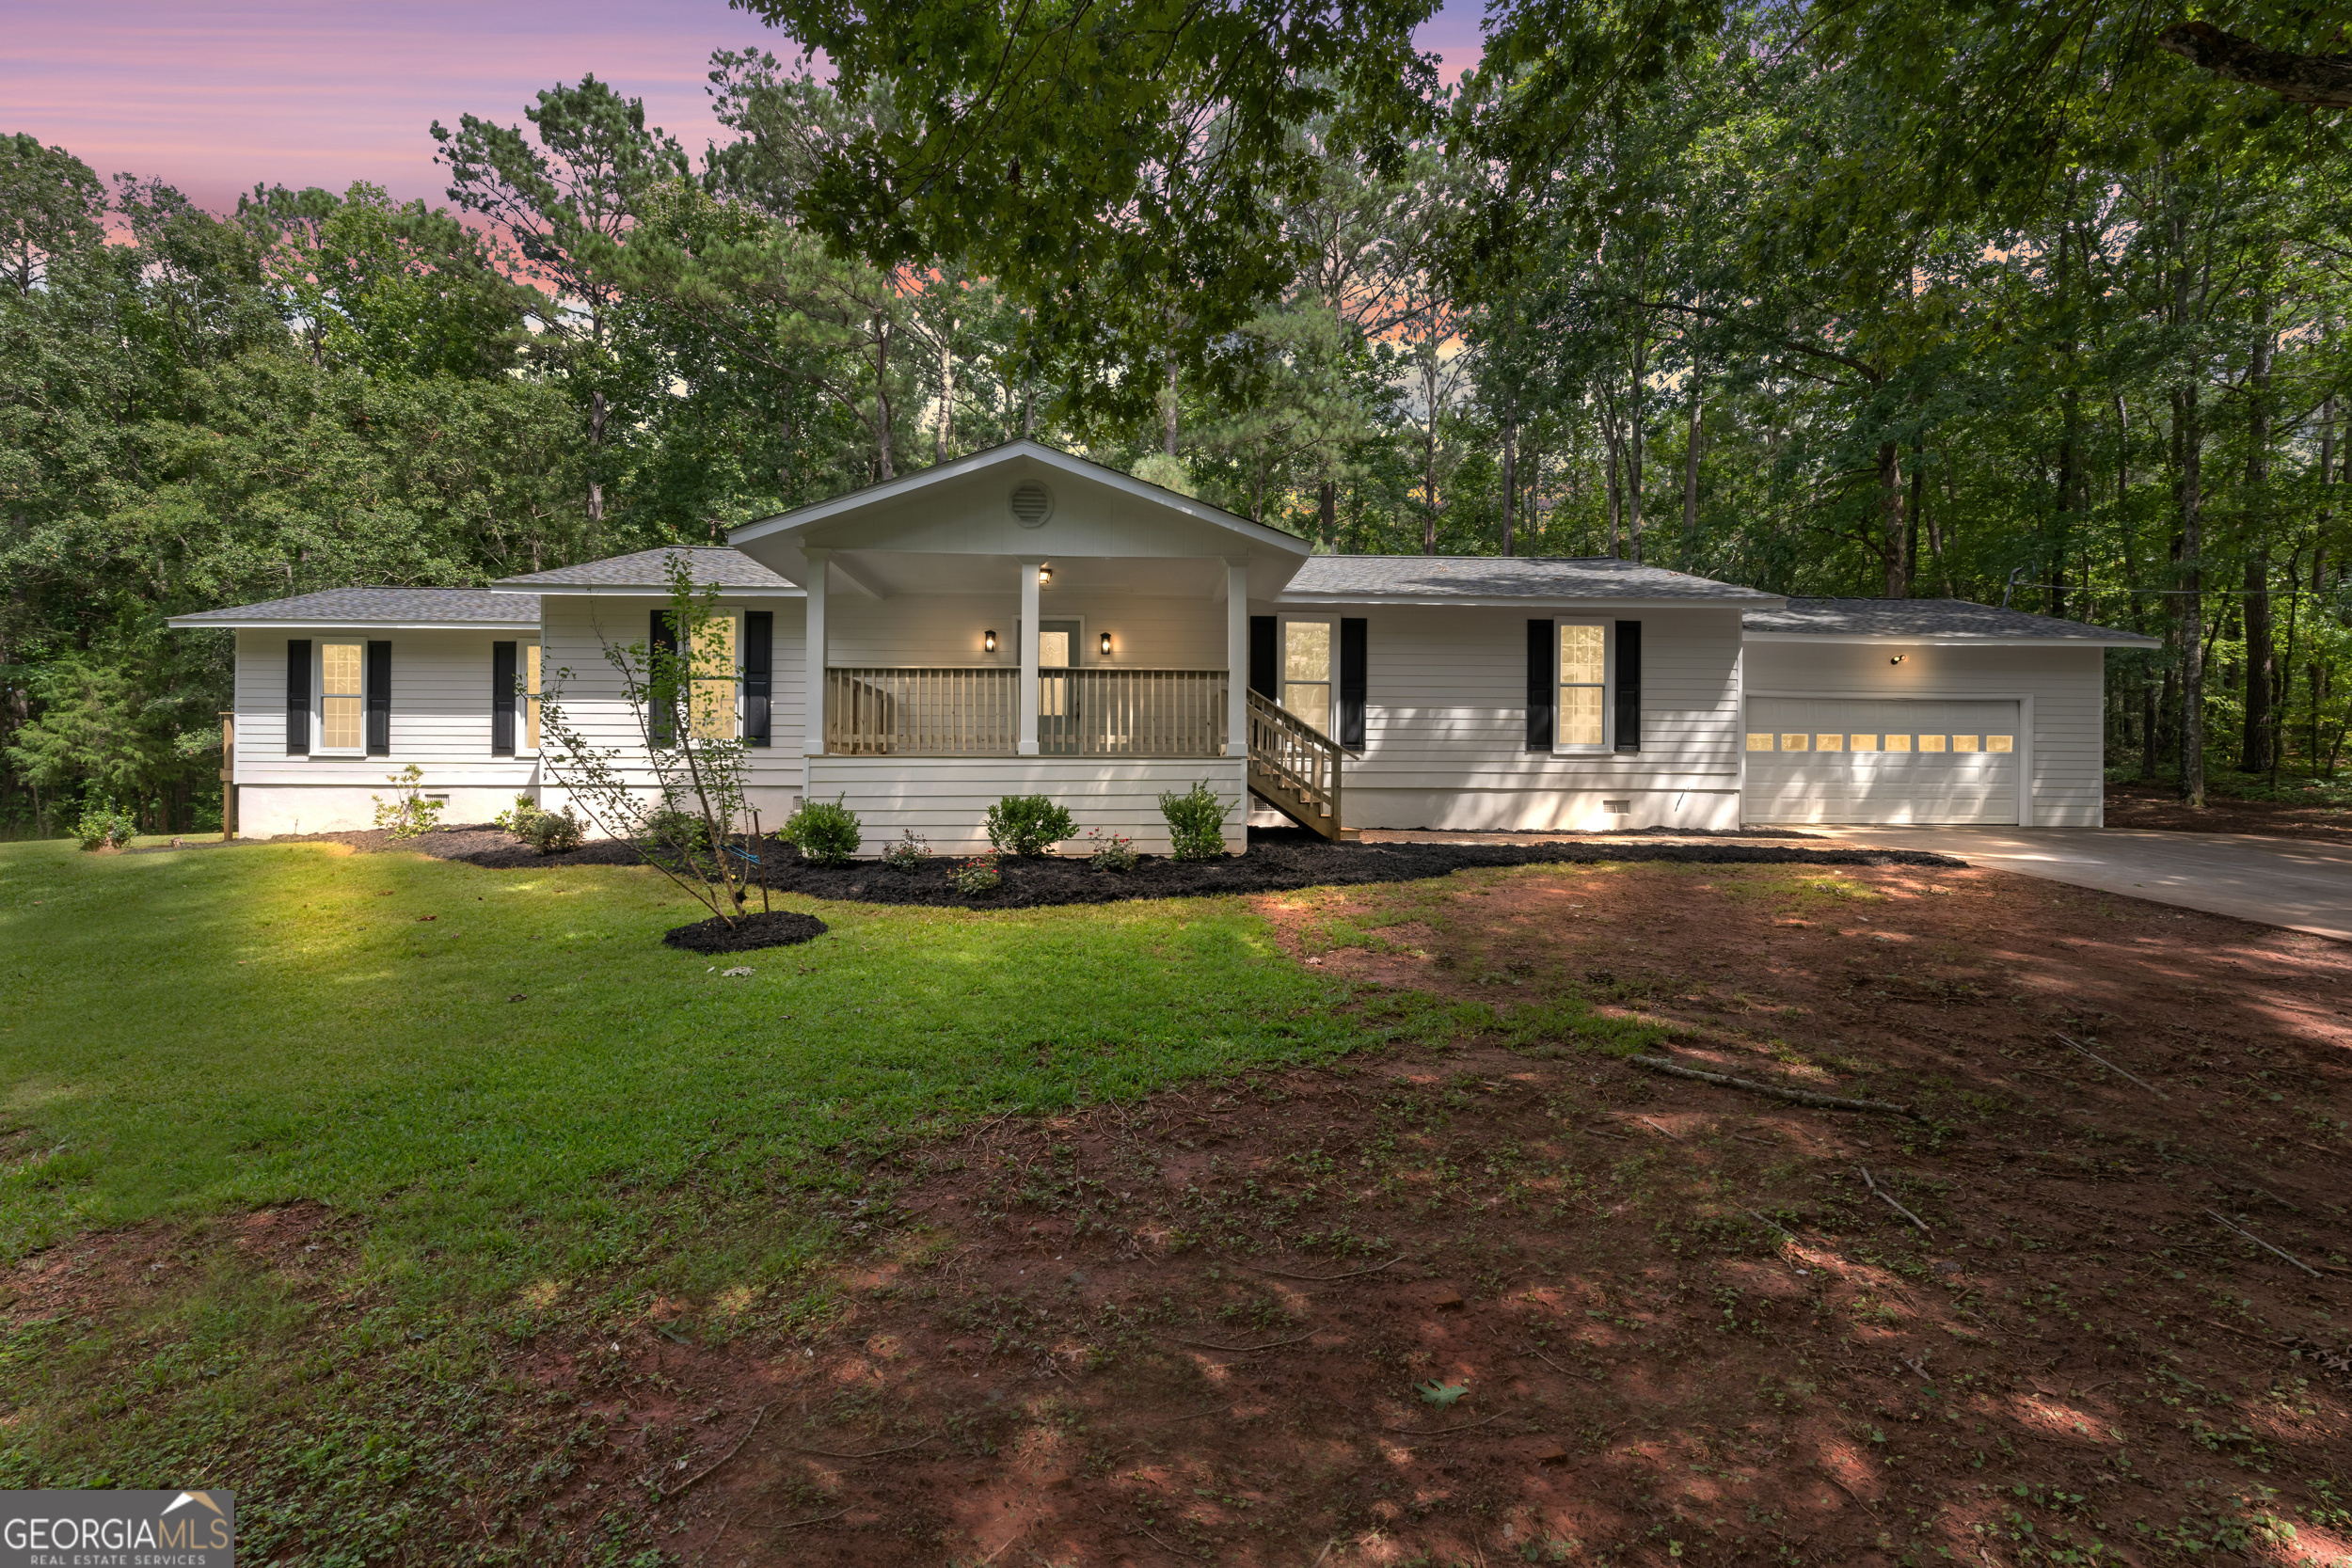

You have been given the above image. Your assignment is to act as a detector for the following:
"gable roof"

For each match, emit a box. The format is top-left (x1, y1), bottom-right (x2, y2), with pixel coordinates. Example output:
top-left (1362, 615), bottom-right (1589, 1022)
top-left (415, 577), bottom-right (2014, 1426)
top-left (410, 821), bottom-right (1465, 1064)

top-left (492, 546), bottom-right (800, 594)
top-left (1744, 597), bottom-right (2159, 646)
top-left (167, 588), bottom-right (539, 629)
top-left (1278, 556), bottom-right (1783, 607)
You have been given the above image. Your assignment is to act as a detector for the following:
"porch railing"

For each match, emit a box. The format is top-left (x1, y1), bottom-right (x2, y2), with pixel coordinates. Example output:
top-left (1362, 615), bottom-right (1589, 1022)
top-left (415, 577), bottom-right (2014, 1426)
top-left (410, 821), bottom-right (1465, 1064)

top-left (824, 667), bottom-right (1229, 757)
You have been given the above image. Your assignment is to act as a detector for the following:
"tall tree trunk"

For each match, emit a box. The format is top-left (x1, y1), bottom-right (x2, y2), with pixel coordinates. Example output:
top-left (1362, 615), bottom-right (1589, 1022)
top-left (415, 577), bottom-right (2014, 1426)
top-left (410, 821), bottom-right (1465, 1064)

top-left (2239, 295), bottom-right (2274, 772)
top-left (1163, 347), bottom-right (1181, 457)
top-left (1682, 376), bottom-right (1703, 568)
top-left (2052, 390), bottom-right (2078, 617)
top-left (2173, 376), bottom-right (2205, 806)
top-left (872, 316), bottom-right (896, 482)
top-left (934, 311), bottom-right (956, 467)
top-left (1627, 332), bottom-right (1646, 563)
top-left (587, 389), bottom-right (608, 528)
top-left (1501, 415), bottom-right (1518, 556)
top-left (1878, 441), bottom-right (1905, 597)
top-left (1605, 433), bottom-right (1622, 559)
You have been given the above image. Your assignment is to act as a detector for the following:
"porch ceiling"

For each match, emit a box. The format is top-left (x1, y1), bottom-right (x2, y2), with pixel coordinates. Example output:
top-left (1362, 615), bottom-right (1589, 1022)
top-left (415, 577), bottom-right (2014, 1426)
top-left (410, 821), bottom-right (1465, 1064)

top-left (826, 551), bottom-right (1232, 600)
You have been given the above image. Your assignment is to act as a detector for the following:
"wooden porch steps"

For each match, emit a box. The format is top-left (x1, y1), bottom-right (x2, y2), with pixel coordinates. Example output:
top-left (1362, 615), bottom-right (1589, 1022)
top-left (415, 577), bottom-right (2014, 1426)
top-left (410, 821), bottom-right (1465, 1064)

top-left (1245, 689), bottom-right (1357, 842)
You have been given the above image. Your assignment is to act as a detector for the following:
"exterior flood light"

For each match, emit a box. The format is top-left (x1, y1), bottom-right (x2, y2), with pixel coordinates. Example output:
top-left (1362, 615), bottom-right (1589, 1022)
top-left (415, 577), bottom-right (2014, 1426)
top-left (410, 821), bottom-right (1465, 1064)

top-left (1100, 632), bottom-right (1112, 656)
top-left (1038, 562), bottom-right (1053, 584)
top-left (984, 629), bottom-right (997, 653)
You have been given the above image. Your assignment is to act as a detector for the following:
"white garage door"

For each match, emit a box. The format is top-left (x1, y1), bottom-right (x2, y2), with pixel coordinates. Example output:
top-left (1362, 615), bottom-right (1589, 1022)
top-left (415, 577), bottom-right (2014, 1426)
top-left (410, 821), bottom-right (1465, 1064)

top-left (1743, 698), bottom-right (2022, 825)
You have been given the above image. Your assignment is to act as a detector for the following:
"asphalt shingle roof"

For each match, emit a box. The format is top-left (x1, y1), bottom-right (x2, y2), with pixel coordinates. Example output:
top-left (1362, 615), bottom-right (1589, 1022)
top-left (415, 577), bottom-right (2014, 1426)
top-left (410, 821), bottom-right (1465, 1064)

top-left (1280, 555), bottom-right (1782, 603)
top-left (494, 546), bottom-right (799, 591)
top-left (1744, 597), bottom-right (2157, 643)
top-left (167, 588), bottom-right (539, 626)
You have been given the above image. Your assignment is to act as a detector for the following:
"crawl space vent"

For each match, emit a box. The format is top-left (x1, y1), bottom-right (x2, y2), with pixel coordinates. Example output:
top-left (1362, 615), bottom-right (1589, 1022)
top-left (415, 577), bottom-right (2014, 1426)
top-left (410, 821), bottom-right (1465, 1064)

top-left (1009, 481), bottom-right (1053, 527)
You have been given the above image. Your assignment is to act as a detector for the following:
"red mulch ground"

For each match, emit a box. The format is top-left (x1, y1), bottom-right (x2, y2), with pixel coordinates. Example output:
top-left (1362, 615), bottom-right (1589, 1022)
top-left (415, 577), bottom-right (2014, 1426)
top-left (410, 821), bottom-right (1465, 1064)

top-left (2105, 781), bottom-right (2352, 847)
top-left (11, 861), bottom-right (2352, 1567)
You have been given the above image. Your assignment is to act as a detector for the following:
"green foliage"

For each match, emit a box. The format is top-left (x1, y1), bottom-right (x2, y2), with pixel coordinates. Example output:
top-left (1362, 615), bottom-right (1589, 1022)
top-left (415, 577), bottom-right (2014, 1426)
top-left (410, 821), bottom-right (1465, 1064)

top-left (513, 803), bottom-right (584, 856)
top-left (1086, 829), bottom-right (1139, 873)
top-left (1159, 781), bottom-right (1236, 862)
top-left (1416, 1379), bottom-right (1469, 1408)
top-left (783, 796), bottom-right (862, 866)
top-left (71, 800), bottom-right (133, 851)
top-left (644, 804), bottom-right (712, 855)
top-left (984, 795), bottom-right (1076, 857)
top-left (369, 764), bottom-right (445, 839)
top-left (491, 792), bottom-right (537, 833)
top-left (882, 829), bottom-right (930, 871)
top-left (951, 852), bottom-right (1002, 895)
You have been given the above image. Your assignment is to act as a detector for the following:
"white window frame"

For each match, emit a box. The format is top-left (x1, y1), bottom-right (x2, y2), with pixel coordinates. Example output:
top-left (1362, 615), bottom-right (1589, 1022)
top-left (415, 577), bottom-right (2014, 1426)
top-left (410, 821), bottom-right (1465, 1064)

top-left (1553, 617), bottom-right (1613, 753)
top-left (1277, 614), bottom-right (1338, 734)
top-left (315, 640), bottom-right (368, 756)
top-left (684, 611), bottom-right (743, 742)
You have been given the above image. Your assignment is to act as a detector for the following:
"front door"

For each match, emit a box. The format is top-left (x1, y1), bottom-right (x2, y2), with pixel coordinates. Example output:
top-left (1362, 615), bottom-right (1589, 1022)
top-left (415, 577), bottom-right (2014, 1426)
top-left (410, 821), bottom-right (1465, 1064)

top-left (1038, 619), bottom-right (1081, 754)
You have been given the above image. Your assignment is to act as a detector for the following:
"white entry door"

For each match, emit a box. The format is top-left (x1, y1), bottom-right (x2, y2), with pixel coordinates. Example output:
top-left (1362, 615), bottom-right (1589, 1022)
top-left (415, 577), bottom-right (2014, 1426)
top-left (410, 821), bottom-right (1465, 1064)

top-left (1743, 698), bottom-right (2023, 825)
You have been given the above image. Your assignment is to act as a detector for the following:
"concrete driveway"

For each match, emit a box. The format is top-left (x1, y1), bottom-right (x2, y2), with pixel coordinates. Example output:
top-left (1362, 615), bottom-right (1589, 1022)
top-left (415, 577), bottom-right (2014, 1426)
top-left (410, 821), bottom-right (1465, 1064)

top-left (1828, 826), bottom-right (2352, 942)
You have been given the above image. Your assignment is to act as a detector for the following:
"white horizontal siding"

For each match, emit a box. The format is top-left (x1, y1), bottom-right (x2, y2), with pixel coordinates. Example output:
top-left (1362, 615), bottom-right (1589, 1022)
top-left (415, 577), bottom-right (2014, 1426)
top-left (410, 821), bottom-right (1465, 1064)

top-left (1262, 603), bottom-right (1746, 831)
top-left (1742, 642), bottom-right (2105, 827)
top-left (535, 594), bottom-right (807, 836)
top-left (806, 756), bottom-right (1246, 856)
top-left (825, 592), bottom-right (1227, 670)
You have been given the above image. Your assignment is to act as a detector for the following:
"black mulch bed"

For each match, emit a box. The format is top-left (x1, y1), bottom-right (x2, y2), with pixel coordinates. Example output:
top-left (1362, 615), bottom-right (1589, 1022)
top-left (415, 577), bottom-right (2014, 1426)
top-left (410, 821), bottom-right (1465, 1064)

top-left (663, 909), bottom-right (829, 953)
top-left (164, 823), bottom-right (1962, 907)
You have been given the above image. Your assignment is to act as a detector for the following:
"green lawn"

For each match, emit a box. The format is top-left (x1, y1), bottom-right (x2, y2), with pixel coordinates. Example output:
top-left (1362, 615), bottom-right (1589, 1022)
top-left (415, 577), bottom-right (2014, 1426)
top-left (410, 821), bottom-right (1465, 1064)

top-left (0, 835), bottom-right (1353, 1307)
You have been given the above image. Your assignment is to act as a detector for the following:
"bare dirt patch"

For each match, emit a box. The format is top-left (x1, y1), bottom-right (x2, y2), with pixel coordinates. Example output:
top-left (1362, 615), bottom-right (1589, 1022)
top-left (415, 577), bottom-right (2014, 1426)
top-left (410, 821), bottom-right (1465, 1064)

top-left (2105, 780), bottom-right (2352, 847)
top-left (13, 864), bottom-right (2352, 1567)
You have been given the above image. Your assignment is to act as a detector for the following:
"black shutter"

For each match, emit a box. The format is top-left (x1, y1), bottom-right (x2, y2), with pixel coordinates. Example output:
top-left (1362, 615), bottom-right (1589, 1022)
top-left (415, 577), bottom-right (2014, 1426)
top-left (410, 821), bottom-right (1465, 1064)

top-left (1248, 615), bottom-right (1277, 698)
top-left (1338, 616), bottom-right (1367, 751)
top-left (1613, 619), bottom-right (1642, 752)
top-left (743, 610), bottom-right (772, 747)
top-left (649, 610), bottom-right (677, 744)
top-left (491, 641), bottom-right (516, 755)
top-left (365, 641), bottom-right (391, 754)
top-left (285, 640), bottom-right (310, 754)
top-left (1525, 620), bottom-right (1554, 751)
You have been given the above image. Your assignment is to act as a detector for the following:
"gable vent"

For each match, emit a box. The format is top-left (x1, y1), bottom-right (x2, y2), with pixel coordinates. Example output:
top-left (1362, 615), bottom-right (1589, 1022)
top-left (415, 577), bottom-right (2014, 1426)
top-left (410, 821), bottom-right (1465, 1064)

top-left (1009, 481), bottom-right (1053, 527)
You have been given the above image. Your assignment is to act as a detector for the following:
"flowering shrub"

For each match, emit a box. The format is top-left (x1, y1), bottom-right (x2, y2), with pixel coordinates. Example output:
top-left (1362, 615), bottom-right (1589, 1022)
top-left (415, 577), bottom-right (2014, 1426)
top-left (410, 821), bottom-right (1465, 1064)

top-left (951, 852), bottom-right (1001, 895)
top-left (73, 800), bottom-right (135, 850)
top-left (1086, 829), bottom-right (1139, 872)
top-left (883, 829), bottom-right (931, 872)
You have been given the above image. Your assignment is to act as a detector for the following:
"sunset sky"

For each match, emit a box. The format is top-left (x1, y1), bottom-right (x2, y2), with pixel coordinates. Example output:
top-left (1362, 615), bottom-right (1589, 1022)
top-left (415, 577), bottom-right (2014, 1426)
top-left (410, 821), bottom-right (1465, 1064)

top-left (6, 0), bottom-right (1486, 214)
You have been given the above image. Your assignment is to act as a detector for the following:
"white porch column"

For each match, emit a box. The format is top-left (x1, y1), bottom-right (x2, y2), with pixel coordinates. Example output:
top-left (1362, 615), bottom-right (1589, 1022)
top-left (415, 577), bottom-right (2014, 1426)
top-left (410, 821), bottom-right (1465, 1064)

top-left (1226, 558), bottom-right (1249, 756)
top-left (1018, 556), bottom-right (1042, 756)
top-left (803, 548), bottom-right (829, 757)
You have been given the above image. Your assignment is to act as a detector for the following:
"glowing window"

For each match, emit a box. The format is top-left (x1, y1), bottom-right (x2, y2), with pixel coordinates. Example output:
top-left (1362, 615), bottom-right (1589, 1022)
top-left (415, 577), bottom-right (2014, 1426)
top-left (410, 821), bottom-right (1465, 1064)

top-left (524, 644), bottom-right (543, 751)
top-left (321, 642), bottom-right (364, 751)
top-left (1815, 733), bottom-right (1844, 752)
top-left (1285, 620), bottom-right (1332, 736)
top-left (1557, 623), bottom-right (1606, 748)
top-left (1850, 734), bottom-right (1879, 752)
top-left (1918, 734), bottom-right (1947, 752)
top-left (1884, 733), bottom-right (1913, 752)
top-left (690, 616), bottom-right (738, 741)
top-left (1952, 734), bottom-right (1979, 752)
top-left (1986, 734), bottom-right (2013, 752)
top-left (1745, 733), bottom-right (1773, 751)
top-left (1780, 734), bottom-right (1808, 751)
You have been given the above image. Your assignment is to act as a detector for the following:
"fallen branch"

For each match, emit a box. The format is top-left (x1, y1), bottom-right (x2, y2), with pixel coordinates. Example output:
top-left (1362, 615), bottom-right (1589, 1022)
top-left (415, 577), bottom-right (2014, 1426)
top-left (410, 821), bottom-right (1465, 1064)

top-left (791, 1432), bottom-right (938, 1460)
top-left (1386, 1411), bottom-right (1504, 1437)
top-left (1512, 1345), bottom-right (1595, 1381)
top-left (754, 1508), bottom-right (851, 1531)
top-left (2197, 1317), bottom-right (2288, 1348)
top-left (1225, 1255), bottom-right (1407, 1284)
top-left (1640, 1116), bottom-right (1683, 1141)
top-left (2053, 1033), bottom-right (2163, 1096)
top-left (1860, 1167), bottom-right (1932, 1232)
top-left (1628, 1056), bottom-right (1920, 1118)
top-left (2205, 1209), bottom-right (2324, 1279)
top-left (1746, 1208), bottom-right (1802, 1243)
top-left (663, 1405), bottom-right (765, 1502)
top-left (1169, 1331), bottom-right (1316, 1354)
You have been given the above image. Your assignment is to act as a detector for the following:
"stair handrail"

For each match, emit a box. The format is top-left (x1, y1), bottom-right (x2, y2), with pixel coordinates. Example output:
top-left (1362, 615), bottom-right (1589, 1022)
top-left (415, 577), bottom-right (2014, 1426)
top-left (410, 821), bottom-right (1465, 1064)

top-left (1245, 689), bottom-right (1343, 828)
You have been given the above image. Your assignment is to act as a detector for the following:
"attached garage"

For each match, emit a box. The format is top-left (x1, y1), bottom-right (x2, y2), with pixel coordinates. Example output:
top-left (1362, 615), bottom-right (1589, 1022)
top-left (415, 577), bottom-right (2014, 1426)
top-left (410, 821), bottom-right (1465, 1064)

top-left (1740, 598), bottom-right (2158, 829)
top-left (1742, 696), bottom-right (2022, 825)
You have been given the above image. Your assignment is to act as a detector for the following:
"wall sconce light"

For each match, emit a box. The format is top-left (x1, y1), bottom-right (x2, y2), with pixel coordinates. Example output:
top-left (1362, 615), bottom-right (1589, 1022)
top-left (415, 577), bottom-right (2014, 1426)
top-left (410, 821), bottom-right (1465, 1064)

top-left (1099, 632), bottom-right (1113, 657)
top-left (1889, 653), bottom-right (1907, 665)
top-left (1038, 562), bottom-right (1053, 585)
top-left (984, 629), bottom-right (997, 653)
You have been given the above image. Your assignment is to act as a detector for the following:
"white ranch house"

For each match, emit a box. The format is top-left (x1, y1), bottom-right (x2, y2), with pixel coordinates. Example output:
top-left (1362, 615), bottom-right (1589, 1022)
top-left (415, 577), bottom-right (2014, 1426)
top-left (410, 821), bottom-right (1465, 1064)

top-left (170, 441), bottom-right (2157, 851)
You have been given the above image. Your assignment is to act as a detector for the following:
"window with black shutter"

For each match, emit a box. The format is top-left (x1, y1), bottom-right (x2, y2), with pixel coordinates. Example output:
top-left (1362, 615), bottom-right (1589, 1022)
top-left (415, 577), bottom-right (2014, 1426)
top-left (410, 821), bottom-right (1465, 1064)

top-left (1337, 617), bottom-right (1367, 751)
top-left (1613, 620), bottom-right (1642, 752)
top-left (1524, 621), bottom-right (1554, 751)
top-left (743, 610), bottom-right (772, 747)
top-left (491, 641), bottom-right (516, 755)
top-left (286, 640), bottom-right (311, 753)
top-left (649, 610), bottom-right (677, 743)
top-left (365, 641), bottom-right (391, 754)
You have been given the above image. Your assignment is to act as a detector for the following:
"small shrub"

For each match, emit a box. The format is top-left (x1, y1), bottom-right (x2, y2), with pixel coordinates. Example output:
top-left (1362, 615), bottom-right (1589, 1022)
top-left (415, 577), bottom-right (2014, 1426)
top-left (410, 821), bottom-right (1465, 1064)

top-left (644, 804), bottom-right (712, 855)
top-left (985, 795), bottom-right (1077, 857)
top-left (516, 804), bottom-right (584, 855)
top-left (1158, 780), bottom-right (1236, 861)
top-left (491, 792), bottom-right (537, 833)
top-left (73, 800), bottom-right (135, 851)
top-left (1086, 828), bottom-right (1139, 872)
top-left (882, 829), bottom-right (931, 872)
top-left (951, 853), bottom-right (1001, 895)
top-left (370, 763), bottom-right (445, 839)
top-left (784, 795), bottom-right (863, 865)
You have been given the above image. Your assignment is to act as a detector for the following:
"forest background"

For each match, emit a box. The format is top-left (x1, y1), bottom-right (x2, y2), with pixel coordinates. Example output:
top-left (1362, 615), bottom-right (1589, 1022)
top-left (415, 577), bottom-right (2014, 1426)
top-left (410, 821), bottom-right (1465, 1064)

top-left (5, 0), bottom-right (2349, 834)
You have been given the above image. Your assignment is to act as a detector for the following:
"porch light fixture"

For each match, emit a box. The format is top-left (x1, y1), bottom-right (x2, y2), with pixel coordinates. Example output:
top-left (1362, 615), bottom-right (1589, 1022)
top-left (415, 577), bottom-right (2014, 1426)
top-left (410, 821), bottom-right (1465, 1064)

top-left (1889, 653), bottom-right (1907, 665)
top-left (1038, 562), bottom-right (1052, 585)
top-left (1099, 632), bottom-right (1112, 656)
top-left (984, 629), bottom-right (997, 653)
